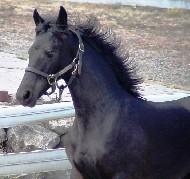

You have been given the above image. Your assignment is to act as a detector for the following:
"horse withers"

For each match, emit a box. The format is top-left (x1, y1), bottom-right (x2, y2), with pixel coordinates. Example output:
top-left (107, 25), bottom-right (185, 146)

top-left (16, 6), bottom-right (190, 179)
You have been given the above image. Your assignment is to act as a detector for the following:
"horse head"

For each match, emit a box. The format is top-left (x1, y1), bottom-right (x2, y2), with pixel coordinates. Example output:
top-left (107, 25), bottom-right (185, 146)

top-left (16, 6), bottom-right (83, 106)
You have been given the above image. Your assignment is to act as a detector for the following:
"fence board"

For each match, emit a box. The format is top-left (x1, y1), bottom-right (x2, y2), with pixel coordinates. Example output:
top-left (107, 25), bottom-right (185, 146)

top-left (0, 148), bottom-right (71, 176)
top-left (0, 102), bottom-right (75, 128)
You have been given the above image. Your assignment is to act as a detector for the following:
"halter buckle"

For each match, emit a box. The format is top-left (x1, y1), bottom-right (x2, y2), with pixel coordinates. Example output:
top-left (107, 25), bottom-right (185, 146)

top-left (47, 74), bottom-right (57, 85)
top-left (79, 44), bottom-right (84, 52)
top-left (72, 64), bottom-right (78, 75)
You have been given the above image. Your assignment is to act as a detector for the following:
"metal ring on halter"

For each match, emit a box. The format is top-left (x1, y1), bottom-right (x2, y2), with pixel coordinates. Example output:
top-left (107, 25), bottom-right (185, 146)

top-left (47, 74), bottom-right (57, 85)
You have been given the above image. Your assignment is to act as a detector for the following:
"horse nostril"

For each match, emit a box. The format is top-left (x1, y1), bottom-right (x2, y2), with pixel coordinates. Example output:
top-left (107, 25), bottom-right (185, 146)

top-left (23, 90), bottom-right (32, 101)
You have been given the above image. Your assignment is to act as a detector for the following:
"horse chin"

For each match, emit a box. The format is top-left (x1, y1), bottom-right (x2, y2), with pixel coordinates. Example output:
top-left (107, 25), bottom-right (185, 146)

top-left (22, 99), bottom-right (37, 107)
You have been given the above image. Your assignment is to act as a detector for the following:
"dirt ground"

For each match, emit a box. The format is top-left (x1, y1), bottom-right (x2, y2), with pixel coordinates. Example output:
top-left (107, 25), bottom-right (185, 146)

top-left (0, 0), bottom-right (190, 90)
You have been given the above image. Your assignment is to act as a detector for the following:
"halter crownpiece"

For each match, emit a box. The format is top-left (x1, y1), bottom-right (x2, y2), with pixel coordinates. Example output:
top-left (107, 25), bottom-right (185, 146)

top-left (25, 29), bottom-right (84, 101)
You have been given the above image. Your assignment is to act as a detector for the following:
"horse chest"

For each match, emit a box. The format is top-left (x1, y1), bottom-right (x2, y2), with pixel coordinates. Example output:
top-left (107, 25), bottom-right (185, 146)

top-left (74, 133), bottom-right (107, 162)
top-left (69, 124), bottom-right (114, 175)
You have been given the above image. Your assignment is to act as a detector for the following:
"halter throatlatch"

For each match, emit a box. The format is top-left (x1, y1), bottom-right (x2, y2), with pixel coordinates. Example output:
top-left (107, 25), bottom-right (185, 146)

top-left (25, 29), bottom-right (84, 101)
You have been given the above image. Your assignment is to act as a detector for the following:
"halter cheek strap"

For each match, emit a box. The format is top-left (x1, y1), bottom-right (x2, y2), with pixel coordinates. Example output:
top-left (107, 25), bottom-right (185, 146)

top-left (25, 29), bottom-right (84, 101)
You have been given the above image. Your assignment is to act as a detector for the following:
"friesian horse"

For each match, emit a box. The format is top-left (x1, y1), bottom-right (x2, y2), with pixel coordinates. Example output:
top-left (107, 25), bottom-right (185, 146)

top-left (16, 6), bottom-right (190, 179)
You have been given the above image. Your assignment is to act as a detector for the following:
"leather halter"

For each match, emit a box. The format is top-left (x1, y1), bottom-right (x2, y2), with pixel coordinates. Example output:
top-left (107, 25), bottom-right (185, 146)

top-left (25, 28), bottom-right (84, 101)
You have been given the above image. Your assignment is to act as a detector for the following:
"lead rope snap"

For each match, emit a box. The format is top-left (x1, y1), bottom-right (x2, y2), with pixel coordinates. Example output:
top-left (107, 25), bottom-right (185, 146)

top-left (56, 73), bottom-right (76, 101)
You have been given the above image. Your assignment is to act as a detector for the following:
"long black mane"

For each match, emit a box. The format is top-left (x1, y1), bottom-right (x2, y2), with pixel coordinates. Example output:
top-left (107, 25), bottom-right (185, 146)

top-left (74, 18), bottom-right (142, 98)
top-left (38, 15), bottom-right (142, 98)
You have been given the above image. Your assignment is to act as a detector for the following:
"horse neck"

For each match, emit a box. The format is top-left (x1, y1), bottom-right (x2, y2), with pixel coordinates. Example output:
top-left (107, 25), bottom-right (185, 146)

top-left (68, 40), bottom-right (127, 125)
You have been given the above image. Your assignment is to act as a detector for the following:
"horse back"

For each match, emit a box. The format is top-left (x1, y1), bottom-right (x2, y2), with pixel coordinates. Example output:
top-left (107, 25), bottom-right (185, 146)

top-left (139, 96), bottom-right (190, 178)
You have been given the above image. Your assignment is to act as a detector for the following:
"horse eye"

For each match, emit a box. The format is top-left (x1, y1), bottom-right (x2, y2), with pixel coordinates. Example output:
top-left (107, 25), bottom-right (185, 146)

top-left (46, 51), bottom-right (54, 58)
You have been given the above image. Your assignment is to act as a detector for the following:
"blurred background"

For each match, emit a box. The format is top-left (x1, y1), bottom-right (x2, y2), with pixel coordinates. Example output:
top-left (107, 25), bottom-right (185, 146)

top-left (0, 0), bottom-right (190, 91)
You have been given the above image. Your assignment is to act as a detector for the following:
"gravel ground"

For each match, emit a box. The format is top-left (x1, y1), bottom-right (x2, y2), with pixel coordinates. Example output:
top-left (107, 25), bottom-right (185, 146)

top-left (0, 0), bottom-right (190, 90)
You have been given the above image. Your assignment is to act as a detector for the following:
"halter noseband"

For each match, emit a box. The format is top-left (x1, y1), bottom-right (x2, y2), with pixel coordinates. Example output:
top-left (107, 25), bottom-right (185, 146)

top-left (25, 29), bottom-right (84, 101)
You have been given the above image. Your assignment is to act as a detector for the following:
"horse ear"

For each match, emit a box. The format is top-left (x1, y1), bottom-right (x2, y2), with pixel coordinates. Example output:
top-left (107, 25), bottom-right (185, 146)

top-left (56, 6), bottom-right (67, 27)
top-left (33, 9), bottom-right (44, 26)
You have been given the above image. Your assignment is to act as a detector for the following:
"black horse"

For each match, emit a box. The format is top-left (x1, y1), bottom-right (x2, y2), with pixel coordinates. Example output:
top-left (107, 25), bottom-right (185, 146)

top-left (16, 6), bottom-right (190, 179)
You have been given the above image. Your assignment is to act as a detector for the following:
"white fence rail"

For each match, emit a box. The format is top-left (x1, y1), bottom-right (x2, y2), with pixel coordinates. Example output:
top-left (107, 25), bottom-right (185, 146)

top-left (0, 102), bottom-right (75, 176)
top-left (0, 102), bottom-right (75, 128)
top-left (0, 148), bottom-right (72, 176)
